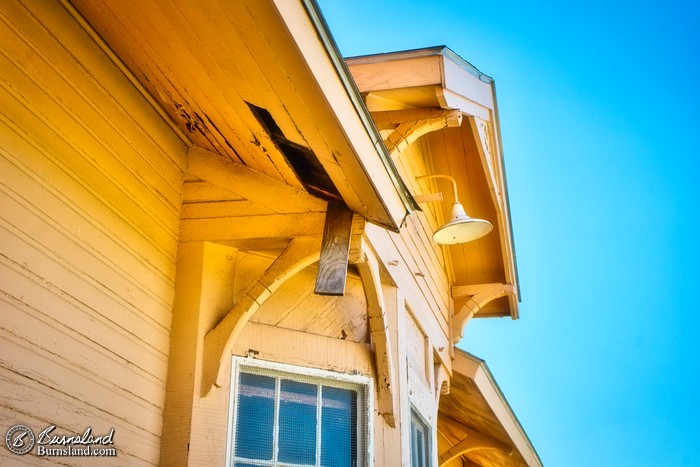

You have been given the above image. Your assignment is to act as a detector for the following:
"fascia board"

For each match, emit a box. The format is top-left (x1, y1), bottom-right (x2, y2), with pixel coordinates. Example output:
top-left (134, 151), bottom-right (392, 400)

top-left (273, 0), bottom-right (419, 231)
top-left (452, 349), bottom-right (542, 466)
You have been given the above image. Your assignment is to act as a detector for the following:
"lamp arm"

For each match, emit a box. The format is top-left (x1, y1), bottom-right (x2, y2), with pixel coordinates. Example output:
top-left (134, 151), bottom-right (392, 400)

top-left (415, 174), bottom-right (460, 203)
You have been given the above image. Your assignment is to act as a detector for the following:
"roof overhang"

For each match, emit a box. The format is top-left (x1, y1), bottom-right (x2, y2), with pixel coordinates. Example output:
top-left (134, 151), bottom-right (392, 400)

top-left (68, 0), bottom-right (417, 231)
top-left (438, 349), bottom-right (541, 467)
top-left (347, 46), bottom-right (520, 318)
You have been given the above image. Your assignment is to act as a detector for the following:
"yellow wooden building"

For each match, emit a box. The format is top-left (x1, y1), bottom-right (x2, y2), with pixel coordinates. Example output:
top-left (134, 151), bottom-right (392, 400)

top-left (0, 0), bottom-right (540, 465)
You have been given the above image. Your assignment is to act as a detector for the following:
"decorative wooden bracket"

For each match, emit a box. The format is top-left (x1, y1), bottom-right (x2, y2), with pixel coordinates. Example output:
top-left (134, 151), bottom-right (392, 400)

top-left (451, 283), bottom-right (515, 343)
top-left (438, 417), bottom-right (513, 466)
top-left (370, 108), bottom-right (462, 156)
top-left (349, 217), bottom-right (397, 427)
top-left (201, 237), bottom-right (321, 396)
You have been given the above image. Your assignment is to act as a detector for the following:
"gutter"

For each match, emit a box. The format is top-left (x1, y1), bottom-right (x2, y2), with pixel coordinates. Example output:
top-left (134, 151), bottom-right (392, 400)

top-left (300, 0), bottom-right (421, 223)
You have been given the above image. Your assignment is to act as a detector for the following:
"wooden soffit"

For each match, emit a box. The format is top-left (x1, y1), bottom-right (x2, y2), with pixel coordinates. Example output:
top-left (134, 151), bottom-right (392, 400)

top-left (438, 349), bottom-right (541, 467)
top-left (69, 0), bottom-right (413, 231)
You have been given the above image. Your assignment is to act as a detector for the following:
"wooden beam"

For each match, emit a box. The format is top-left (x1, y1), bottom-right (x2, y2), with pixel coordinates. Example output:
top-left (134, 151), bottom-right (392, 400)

top-left (187, 145), bottom-right (327, 213)
top-left (452, 283), bottom-right (513, 298)
top-left (413, 192), bottom-right (444, 204)
top-left (315, 200), bottom-right (354, 296)
top-left (180, 212), bottom-right (326, 243)
top-left (451, 284), bottom-right (514, 343)
top-left (371, 108), bottom-right (462, 131)
top-left (438, 416), bottom-right (513, 466)
top-left (201, 237), bottom-right (321, 396)
top-left (354, 245), bottom-right (397, 427)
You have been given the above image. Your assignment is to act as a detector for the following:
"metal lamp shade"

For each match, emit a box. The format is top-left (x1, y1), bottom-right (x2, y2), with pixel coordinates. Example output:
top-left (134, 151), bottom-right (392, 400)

top-left (433, 202), bottom-right (493, 245)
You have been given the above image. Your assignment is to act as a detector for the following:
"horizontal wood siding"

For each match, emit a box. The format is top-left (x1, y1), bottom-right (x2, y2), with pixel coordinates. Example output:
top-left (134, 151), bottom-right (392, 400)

top-left (0, 0), bottom-right (186, 464)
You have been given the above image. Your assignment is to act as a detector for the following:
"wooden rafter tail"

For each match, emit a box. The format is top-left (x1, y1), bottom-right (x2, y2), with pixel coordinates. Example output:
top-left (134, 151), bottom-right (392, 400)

top-left (315, 200), bottom-right (354, 296)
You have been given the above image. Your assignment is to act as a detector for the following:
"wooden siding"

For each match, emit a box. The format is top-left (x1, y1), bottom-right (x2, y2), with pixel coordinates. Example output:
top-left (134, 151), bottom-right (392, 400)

top-left (0, 0), bottom-right (186, 465)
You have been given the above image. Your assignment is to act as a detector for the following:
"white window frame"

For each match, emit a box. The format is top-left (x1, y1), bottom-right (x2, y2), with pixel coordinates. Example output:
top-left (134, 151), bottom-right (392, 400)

top-left (226, 357), bottom-right (374, 467)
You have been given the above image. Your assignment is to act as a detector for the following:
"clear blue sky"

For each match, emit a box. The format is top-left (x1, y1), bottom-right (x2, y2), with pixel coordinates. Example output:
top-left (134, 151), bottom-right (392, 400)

top-left (318, 1), bottom-right (700, 465)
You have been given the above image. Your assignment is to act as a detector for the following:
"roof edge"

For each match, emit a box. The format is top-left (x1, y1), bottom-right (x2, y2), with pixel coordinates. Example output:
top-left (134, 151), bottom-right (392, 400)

top-left (454, 348), bottom-right (542, 466)
top-left (301, 0), bottom-right (420, 222)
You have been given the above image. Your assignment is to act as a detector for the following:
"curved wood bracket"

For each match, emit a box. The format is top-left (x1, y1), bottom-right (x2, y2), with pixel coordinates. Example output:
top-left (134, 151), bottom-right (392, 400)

top-left (451, 283), bottom-right (514, 343)
top-left (438, 417), bottom-right (513, 466)
top-left (370, 108), bottom-right (462, 156)
top-left (201, 237), bottom-right (321, 396)
top-left (352, 240), bottom-right (397, 427)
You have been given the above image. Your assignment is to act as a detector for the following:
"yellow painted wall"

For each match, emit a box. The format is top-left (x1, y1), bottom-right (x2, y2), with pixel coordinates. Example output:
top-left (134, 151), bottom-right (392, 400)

top-left (0, 0), bottom-right (186, 464)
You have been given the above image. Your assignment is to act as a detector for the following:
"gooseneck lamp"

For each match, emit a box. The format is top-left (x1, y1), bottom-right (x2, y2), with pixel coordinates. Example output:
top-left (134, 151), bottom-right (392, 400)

top-left (416, 174), bottom-right (493, 245)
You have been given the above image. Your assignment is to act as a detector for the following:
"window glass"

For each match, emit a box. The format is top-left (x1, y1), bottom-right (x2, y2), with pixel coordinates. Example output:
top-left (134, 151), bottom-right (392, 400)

top-left (234, 373), bottom-right (275, 461)
top-left (321, 386), bottom-right (357, 466)
top-left (411, 408), bottom-right (431, 467)
top-left (230, 363), bottom-right (367, 467)
top-left (278, 380), bottom-right (318, 464)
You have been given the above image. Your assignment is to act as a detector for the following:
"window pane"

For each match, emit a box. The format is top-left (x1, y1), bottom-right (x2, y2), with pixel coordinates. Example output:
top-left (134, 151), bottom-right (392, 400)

top-left (235, 373), bottom-right (275, 461)
top-left (321, 386), bottom-right (357, 467)
top-left (411, 410), bottom-right (431, 467)
top-left (278, 379), bottom-right (318, 464)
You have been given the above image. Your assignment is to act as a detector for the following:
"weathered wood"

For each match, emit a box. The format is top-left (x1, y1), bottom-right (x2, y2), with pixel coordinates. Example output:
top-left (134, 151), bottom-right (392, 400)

top-left (315, 200), bottom-right (354, 295)
top-left (452, 284), bottom-right (514, 342)
top-left (381, 110), bottom-right (462, 157)
top-left (179, 212), bottom-right (326, 243)
top-left (356, 246), bottom-right (397, 427)
top-left (438, 417), bottom-right (513, 466)
top-left (187, 145), bottom-right (327, 214)
top-left (371, 108), bottom-right (462, 131)
top-left (232, 321), bottom-right (374, 375)
top-left (201, 237), bottom-right (321, 396)
top-left (364, 223), bottom-right (451, 367)
top-left (0, 3), bottom-right (186, 463)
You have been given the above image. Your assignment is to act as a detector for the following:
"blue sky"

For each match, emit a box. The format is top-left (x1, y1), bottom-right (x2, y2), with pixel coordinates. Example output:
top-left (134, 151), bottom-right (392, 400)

top-left (318, 1), bottom-right (700, 465)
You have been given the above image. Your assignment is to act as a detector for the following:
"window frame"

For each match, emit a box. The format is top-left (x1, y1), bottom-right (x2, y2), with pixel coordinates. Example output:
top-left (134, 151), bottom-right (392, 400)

top-left (226, 357), bottom-right (374, 467)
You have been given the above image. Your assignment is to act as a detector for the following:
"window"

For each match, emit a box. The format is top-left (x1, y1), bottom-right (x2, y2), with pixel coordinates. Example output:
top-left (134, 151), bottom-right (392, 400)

top-left (410, 408), bottom-right (432, 467)
top-left (228, 359), bottom-right (370, 467)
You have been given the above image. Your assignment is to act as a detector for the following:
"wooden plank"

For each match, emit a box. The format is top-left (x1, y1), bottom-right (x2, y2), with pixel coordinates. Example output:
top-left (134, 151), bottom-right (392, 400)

top-left (181, 200), bottom-right (276, 219)
top-left (0, 11), bottom-right (184, 212)
top-left (315, 200), bottom-right (354, 296)
top-left (0, 331), bottom-right (163, 435)
top-left (70, 0), bottom-right (293, 183)
top-left (0, 154), bottom-right (177, 312)
top-left (179, 212), bottom-right (326, 243)
top-left (0, 369), bottom-right (160, 465)
top-left (187, 145), bottom-right (326, 213)
top-left (232, 321), bottom-right (373, 376)
top-left (0, 92), bottom-right (180, 266)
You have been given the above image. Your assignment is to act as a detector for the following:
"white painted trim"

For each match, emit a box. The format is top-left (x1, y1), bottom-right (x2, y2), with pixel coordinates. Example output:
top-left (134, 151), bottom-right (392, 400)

top-left (226, 356), bottom-right (374, 467)
top-left (451, 350), bottom-right (542, 466)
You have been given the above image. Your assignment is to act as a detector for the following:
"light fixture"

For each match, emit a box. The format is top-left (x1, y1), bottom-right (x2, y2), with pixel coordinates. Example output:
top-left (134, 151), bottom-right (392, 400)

top-left (416, 174), bottom-right (493, 245)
